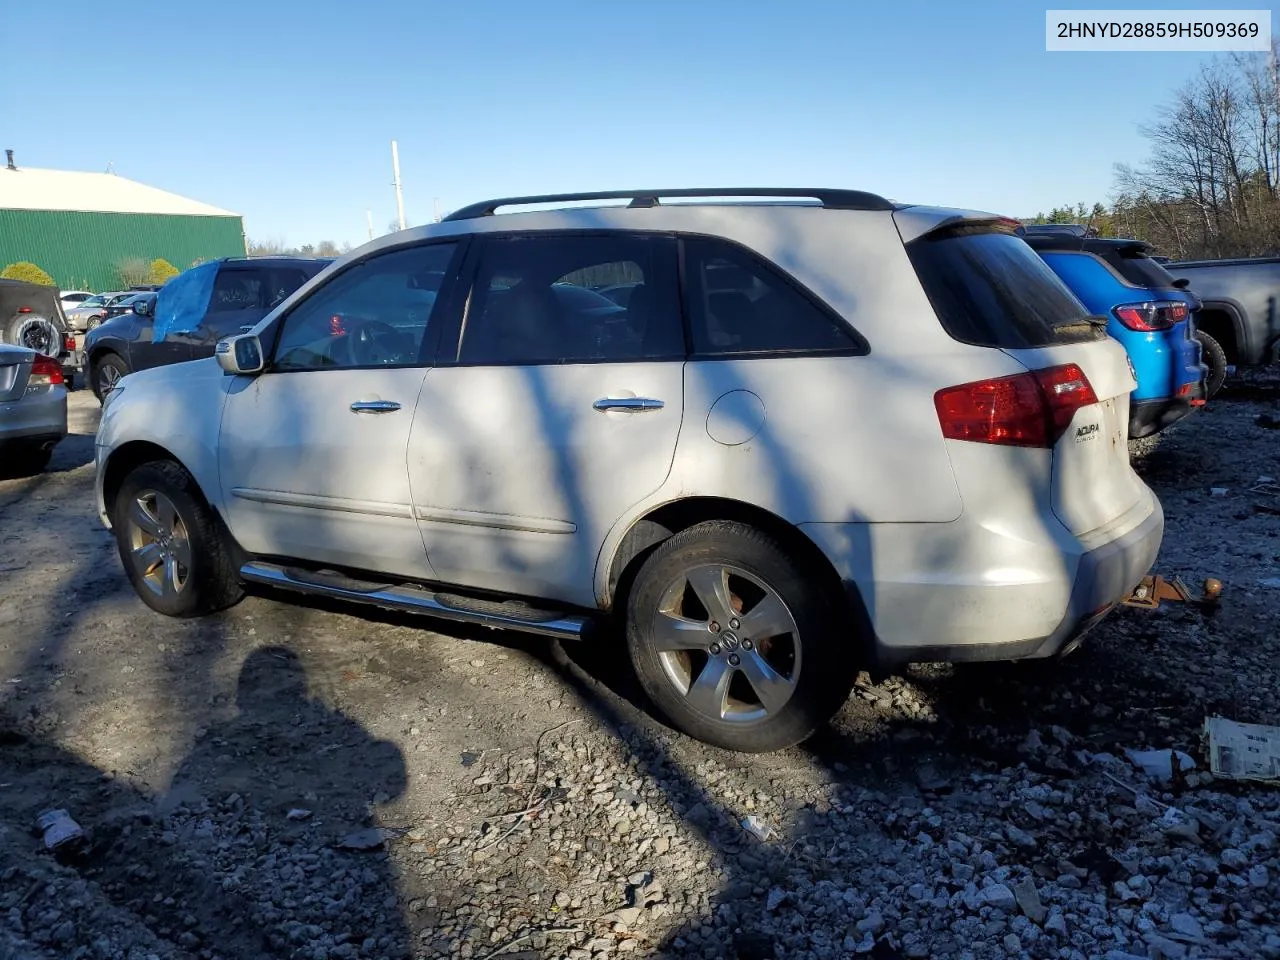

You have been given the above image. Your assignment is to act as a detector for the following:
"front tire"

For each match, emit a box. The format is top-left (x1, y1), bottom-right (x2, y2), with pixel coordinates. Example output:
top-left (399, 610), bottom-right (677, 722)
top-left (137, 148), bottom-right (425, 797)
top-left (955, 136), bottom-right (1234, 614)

top-left (625, 520), bottom-right (858, 752)
top-left (1195, 330), bottom-right (1228, 399)
top-left (111, 460), bottom-right (243, 617)
top-left (93, 353), bottom-right (129, 403)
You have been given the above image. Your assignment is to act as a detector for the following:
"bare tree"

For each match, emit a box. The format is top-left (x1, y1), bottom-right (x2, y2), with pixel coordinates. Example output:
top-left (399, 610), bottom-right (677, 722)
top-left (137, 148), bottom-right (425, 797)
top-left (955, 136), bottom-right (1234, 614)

top-left (1114, 46), bottom-right (1280, 258)
top-left (116, 257), bottom-right (151, 287)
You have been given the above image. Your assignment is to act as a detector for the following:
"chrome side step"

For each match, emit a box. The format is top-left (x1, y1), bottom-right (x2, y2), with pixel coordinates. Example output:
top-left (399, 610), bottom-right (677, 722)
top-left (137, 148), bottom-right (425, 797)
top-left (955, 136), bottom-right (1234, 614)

top-left (240, 561), bottom-right (593, 641)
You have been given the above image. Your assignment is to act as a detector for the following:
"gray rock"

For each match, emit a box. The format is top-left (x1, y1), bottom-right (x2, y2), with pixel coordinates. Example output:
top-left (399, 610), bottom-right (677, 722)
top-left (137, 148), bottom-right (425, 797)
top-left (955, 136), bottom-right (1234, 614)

top-left (1144, 934), bottom-right (1188, 959)
top-left (1249, 864), bottom-right (1270, 888)
top-left (1045, 912), bottom-right (1068, 938)
top-left (856, 911), bottom-right (884, 935)
top-left (335, 828), bottom-right (389, 851)
top-left (1168, 913), bottom-right (1204, 941)
top-left (1221, 848), bottom-right (1249, 870)
top-left (1005, 825), bottom-right (1038, 851)
top-left (1112, 881), bottom-right (1140, 902)
top-left (765, 888), bottom-right (787, 911)
top-left (1012, 878), bottom-right (1047, 925)
top-left (977, 884), bottom-right (1017, 912)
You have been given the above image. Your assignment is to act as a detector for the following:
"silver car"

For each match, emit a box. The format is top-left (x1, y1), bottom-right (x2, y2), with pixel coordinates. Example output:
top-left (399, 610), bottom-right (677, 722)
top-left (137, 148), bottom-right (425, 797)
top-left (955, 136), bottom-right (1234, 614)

top-left (65, 292), bottom-right (129, 334)
top-left (0, 343), bottom-right (68, 476)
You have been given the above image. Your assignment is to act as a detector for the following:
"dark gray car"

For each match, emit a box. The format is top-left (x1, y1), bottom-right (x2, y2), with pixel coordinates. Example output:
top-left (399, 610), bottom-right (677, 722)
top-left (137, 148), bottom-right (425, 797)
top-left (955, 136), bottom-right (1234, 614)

top-left (85, 257), bottom-right (330, 400)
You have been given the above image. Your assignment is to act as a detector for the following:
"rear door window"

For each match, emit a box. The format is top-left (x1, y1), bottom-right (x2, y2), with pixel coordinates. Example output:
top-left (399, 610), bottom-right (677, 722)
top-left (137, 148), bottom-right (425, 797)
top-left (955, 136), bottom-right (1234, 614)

top-left (458, 234), bottom-right (683, 365)
top-left (907, 227), bottom-right (1103, 347)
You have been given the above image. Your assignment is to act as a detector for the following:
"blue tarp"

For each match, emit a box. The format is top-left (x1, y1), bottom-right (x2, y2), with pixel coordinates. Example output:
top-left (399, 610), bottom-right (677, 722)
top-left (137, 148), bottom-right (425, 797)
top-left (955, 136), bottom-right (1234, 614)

top-left (152, 261), bottom-right (219, 343)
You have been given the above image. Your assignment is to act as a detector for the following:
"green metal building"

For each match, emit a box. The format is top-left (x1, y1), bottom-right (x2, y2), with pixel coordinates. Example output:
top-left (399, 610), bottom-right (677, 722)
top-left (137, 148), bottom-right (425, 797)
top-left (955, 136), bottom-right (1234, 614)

top-left (0, 154), bottom-right (246, 291)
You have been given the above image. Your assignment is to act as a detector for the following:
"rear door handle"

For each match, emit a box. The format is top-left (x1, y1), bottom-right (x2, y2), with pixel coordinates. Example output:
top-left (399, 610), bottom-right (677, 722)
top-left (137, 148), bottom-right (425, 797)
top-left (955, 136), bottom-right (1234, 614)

top-left (350, 400), bottom-right (401, 413)
top-left (593, 397), bottom-right (664, 412)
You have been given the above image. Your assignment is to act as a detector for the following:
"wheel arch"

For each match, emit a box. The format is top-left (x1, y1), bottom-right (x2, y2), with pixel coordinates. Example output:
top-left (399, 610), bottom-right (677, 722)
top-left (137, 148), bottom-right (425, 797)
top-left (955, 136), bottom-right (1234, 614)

top-left (101, 440), bottom-right (192, 518)
top-left (600, 496), bottom-right (875, 664)
top-left (1194, 300), bottom-right (1249, 365)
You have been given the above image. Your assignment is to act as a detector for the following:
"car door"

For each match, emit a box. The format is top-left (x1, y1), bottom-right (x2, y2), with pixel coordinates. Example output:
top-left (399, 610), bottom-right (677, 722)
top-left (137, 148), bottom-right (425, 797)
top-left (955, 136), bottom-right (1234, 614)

top-left (218, 240), bottom-right (463, 578)
top-left (127, 294), bottom-right (193, 371)
top-left (408, 232), bottom-right (686, 606)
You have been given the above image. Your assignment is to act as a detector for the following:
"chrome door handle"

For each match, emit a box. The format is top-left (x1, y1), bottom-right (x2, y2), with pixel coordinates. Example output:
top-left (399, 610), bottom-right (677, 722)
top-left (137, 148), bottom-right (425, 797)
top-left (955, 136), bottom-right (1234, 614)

top-left (593, 397), bottom-right (664, 412)
top-left (350, 400), bottom-right (401, 413)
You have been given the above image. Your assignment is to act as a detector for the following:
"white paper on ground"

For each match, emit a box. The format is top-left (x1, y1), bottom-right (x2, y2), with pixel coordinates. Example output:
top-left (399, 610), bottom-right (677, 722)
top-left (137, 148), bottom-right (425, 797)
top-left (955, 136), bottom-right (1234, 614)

top-left (1204, 717), bottom-right (1280, 783)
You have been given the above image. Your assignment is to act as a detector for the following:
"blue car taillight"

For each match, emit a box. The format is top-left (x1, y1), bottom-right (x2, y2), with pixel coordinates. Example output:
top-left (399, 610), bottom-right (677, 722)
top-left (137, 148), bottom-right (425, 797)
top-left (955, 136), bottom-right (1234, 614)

top-left (1113, 300), bottom-right (1188, 332)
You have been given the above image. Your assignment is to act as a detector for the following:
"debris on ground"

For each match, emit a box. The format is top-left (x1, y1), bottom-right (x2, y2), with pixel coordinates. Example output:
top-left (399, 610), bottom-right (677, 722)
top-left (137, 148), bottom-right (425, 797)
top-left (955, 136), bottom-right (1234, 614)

top-left (1125, 747), bottom-right (1197, 782)
top-left (33, 808), bottom-right (87, 860)
top-left (1204, 716), bottom-right (1280, 783)
top-left (740, 814), bottom-right (775, 841)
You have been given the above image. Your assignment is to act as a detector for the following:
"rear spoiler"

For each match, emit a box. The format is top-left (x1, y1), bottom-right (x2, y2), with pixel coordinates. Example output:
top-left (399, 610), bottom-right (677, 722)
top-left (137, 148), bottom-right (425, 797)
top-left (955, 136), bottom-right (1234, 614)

top-left (893, 206), bottom-right (1019, 244)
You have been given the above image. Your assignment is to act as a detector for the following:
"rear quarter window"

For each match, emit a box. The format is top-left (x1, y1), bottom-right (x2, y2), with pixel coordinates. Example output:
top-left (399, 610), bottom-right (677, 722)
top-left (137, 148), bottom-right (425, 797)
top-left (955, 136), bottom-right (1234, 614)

top-left (907, 228), bottom-right (1104, 348)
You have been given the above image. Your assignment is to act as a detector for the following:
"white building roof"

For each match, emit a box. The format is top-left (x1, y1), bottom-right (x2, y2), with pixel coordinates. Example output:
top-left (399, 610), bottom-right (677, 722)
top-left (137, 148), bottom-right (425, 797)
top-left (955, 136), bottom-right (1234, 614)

top-left (0, 166), bottom-right (239, 217)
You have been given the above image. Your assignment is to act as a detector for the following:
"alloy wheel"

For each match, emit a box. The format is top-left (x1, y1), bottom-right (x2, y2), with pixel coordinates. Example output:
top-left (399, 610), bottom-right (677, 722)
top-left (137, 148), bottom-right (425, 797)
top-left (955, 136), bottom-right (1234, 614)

top-left (124, 490), bottom-right (192, 598)
top-left (651, 564), bottom-right (801, 723)
top-left (98, 363), bottom-right (122, 395)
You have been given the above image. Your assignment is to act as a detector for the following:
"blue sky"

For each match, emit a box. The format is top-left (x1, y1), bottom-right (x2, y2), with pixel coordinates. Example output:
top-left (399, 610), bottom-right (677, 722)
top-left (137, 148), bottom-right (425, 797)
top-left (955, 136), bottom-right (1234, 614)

top-left (4, 0), bottom-right (1276, 246)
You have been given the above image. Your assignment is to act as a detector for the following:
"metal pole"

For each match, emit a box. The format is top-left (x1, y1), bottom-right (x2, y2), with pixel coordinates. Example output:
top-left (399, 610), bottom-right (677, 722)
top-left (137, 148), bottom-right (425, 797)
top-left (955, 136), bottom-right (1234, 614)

top-left (366, 209), bottom-right (374, 241)
top-left (391, 140), bottom-right (406, 231)
top-left (434, 197), bottom-right (442, 223)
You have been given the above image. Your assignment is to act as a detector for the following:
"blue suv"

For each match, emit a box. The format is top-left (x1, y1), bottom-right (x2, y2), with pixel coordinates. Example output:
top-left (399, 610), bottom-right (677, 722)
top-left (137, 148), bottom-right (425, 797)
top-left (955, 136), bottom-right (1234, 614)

top-left (1020, 226), bottom-right (1206, 438)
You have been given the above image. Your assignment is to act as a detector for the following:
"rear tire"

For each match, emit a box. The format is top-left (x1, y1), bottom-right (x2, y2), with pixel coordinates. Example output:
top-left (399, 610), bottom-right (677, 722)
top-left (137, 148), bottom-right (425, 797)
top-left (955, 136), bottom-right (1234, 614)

top-left (625, 520), bottom-right (858, 752)
top-left (1195, 330), bottom-right (1228, 399)
top-left (111, 460), bottom-right (244, 618)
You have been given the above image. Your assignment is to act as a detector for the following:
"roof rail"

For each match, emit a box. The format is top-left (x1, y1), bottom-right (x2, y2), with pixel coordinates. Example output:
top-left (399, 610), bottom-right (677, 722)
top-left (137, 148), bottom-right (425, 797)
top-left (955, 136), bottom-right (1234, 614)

top-left (443, 187), bottom-right (896, 222)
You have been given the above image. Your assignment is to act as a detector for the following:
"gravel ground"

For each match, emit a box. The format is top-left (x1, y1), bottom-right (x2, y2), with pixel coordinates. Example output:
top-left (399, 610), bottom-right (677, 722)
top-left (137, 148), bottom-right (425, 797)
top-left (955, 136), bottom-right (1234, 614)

top-left (2, 373), bottom-right (1279, 960)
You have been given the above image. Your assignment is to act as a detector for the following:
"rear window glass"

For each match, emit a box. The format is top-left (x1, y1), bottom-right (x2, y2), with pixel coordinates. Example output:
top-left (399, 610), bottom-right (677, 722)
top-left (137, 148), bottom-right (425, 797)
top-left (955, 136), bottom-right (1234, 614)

top-left (907, 228), bottom-right (1103, 348)
top-left (1106, 250), bottom-right (1178, 289)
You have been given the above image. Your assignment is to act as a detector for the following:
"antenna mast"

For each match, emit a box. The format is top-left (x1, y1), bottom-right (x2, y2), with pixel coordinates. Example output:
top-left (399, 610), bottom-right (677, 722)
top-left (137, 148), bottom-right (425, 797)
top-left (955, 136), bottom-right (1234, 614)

top-left (390, 140), bottom-right (406, 231)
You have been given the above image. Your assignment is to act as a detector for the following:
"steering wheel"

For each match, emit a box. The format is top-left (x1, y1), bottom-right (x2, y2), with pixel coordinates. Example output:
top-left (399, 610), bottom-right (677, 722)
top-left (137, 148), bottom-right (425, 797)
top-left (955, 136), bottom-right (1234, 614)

top-left (342, 318), bottom-right (407, 366)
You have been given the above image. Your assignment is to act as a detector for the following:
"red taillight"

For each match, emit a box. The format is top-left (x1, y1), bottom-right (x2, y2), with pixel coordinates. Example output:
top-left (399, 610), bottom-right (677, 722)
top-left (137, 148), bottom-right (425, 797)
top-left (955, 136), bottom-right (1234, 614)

top-left (28, 354), bottom-right (64, 387)
top-left (64, 335), bottom-right (76, 352)
top-left (1036, 363), bottom-right (1098, 437)
top-left (935, 363), bottom-right (1097, 448)
top-left (1113, 301), bottom-right (1187, 332)
top-left (17, 306), bottom-right (31, 313)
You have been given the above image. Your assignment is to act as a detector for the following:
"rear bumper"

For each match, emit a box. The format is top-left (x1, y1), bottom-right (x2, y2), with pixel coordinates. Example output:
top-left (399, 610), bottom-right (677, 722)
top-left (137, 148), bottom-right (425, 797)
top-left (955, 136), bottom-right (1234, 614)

top-left (802, 488), bottom-right (1164, 668)
top-left (1129, 394), bottom-right (1196, 438)
top-left (0, 387), bottom-right (68, 444)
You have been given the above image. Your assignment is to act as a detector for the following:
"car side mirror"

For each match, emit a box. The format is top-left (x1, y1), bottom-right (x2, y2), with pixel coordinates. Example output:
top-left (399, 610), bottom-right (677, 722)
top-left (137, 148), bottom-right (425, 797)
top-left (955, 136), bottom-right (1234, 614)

top-left (133, 298), bottom-right (152, 317)
top-left (216, 334), bottom-right (265, 375)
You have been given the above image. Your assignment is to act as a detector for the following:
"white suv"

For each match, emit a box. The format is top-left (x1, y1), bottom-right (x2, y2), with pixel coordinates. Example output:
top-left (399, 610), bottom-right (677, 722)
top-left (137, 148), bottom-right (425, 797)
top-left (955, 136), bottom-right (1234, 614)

top-left (94, 188), bottom-right (1162, 752)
